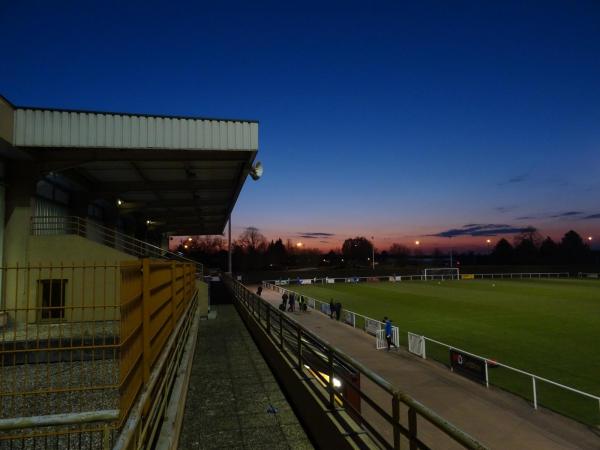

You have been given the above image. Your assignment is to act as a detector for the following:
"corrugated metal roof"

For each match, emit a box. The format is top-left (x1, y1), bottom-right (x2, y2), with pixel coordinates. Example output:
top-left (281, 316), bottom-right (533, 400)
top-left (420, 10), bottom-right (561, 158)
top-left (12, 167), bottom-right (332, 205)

top-left (13, 108), bottom-right (258, 150)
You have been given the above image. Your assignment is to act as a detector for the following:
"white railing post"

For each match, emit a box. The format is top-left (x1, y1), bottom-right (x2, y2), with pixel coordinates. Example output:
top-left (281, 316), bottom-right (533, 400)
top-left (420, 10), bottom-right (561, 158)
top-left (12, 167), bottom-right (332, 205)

top-left (532, 376), bottom-right (538, 410)
top-left (484, 360), bottom-right (489, 388)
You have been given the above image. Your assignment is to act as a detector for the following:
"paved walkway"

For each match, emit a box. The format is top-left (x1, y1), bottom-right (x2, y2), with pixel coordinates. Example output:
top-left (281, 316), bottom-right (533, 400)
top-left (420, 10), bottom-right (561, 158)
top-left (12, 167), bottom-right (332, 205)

top-left (179, 304), bottom-right (313, 450)
top-left (257, 286), bottom-right (600, 450)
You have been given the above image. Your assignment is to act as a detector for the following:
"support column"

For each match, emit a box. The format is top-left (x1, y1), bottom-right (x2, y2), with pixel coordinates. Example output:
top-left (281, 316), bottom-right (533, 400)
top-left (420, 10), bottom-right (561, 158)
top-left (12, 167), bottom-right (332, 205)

top-left (4, 162), bottom-right (39, 266)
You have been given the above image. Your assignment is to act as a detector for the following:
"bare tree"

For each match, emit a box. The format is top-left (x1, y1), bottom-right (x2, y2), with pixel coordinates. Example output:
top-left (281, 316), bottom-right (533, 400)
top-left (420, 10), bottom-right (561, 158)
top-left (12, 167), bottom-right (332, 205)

top-left (238, 227), bottom-right (268, 252)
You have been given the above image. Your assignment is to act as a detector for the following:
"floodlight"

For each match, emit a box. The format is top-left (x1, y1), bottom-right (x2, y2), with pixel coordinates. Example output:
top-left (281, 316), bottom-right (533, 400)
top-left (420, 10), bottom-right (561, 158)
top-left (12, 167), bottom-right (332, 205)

top-left (249, 161), bottom-right (263, 180)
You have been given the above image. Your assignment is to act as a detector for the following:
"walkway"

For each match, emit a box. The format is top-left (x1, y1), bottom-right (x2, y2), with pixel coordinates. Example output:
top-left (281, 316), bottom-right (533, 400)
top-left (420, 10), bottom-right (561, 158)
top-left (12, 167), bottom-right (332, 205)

top-left (179, 304), bottom-right (313, 450)
top-left (257, 286), bottom-right (600, 450)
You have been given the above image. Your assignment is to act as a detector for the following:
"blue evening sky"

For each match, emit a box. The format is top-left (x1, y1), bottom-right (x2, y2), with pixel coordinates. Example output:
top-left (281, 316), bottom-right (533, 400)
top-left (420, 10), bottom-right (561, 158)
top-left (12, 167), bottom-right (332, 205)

top-left (1, 1), bottom-right (599, 250)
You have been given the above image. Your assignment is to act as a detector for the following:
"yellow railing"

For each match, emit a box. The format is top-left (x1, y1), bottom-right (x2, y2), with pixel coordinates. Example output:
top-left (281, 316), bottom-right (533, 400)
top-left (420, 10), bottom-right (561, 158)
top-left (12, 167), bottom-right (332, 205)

top-left (0, 260), bottom-right (198, 449)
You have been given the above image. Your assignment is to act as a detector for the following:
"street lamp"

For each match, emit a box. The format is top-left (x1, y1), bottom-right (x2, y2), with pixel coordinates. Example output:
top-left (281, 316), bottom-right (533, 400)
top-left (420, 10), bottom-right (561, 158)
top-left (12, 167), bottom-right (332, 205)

top-left (415, 240), bottom-right (420, 246)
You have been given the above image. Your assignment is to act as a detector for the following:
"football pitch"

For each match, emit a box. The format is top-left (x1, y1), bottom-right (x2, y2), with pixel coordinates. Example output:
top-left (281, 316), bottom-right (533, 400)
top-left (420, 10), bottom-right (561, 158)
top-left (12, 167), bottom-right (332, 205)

top-left (291, 278), bottom-right (600, 425)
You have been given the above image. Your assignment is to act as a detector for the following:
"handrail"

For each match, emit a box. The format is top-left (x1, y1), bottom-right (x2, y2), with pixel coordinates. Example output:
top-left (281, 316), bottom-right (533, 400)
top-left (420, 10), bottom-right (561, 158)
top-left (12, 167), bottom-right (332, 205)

top-left (30, 215), bottom-right (202, 273)
top-left (268, 282), bottom-right (600, 422)
top-left (224, 276), bottom-right (487, 450)
top-left (0, 410), bottom-right (119, 431)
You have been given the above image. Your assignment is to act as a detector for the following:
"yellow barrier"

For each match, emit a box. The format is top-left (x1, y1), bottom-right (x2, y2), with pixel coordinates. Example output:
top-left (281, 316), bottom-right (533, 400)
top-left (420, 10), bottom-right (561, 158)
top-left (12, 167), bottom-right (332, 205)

top-left (461, 274), bottom-right (475, 280)
top-left (0, 259), bottom-right (197, 448)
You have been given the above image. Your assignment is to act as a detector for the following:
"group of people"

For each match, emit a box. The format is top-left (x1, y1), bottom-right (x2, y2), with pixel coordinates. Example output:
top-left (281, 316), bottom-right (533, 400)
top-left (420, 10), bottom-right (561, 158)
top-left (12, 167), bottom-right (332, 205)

top-left (280, 291), bottom-right (308, 312)
top-left (257, 285), bottom-right (396, 351)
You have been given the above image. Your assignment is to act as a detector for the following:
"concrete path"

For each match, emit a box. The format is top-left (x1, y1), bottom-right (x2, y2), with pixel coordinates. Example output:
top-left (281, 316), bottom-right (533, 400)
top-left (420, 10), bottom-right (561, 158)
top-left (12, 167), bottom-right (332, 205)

top-left (256, 286), bottom-right (600, 450)
top-left (179, 305), bottom-right (313, 450)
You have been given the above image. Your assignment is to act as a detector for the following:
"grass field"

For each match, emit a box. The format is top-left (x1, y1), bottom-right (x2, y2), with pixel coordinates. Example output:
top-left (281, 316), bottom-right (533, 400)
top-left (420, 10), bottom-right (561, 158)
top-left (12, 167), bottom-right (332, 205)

top-left (291, 278), bottom-right (600, 425)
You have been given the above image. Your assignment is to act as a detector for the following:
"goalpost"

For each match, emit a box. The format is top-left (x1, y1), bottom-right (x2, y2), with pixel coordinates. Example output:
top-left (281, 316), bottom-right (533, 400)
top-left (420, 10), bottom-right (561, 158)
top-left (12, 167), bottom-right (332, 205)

top-left (424, 267), bottom-right (460, 280)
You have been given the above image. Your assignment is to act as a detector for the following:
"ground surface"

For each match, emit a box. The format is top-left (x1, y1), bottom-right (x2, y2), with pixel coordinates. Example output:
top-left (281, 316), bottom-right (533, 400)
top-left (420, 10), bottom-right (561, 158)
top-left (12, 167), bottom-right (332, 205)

top-left (179, 304), bottom-right (313, 450)
top-left (257, 285), bottom-right (600, 449)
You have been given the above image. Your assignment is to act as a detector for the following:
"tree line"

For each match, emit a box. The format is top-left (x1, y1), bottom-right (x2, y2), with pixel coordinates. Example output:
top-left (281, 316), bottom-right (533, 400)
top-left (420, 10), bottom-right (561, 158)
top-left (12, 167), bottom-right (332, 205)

top-left (175, 227), bottom-right (597, 271)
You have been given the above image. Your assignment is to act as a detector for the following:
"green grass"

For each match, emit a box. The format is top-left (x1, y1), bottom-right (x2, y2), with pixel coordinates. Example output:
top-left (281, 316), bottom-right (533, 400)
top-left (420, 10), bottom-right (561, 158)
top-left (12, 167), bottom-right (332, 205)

top-left (291, 279), bottom-right (600, 425)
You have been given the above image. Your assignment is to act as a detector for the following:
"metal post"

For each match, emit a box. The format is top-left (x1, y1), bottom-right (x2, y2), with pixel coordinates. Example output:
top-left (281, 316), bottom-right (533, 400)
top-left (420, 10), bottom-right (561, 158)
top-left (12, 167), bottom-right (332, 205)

top-left (279, 313), bottom-right (284, 351)
top-left (227, 215), bottom-right (232, 273)
top-left (484, 360), bottom-right (489, 388)
top-left (371, 235), bottom-right (375, 270)
top-left (532, 377), bottom-right (538, 409)
top-left (392, 393), bottom-right (400, 450)
top-left (408, 407), bottom-right (418, 450)
top-left (328, 347), bottom-right (335, 408)
top-left (297, 327), bottom-right (302, 371)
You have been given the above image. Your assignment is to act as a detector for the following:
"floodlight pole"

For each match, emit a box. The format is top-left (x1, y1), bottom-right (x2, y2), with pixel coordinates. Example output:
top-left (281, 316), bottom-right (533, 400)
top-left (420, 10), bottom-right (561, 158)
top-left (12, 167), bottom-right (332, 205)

top-left (371, 236), bottom-right (375, 270)
top-left (228, 216), bottom-right (232, 274)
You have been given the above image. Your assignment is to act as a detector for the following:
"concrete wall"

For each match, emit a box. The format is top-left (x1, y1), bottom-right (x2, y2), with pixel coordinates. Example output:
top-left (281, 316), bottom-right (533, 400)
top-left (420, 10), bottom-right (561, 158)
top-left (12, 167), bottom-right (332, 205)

top-left (27, 234), bottom-right (137, 264)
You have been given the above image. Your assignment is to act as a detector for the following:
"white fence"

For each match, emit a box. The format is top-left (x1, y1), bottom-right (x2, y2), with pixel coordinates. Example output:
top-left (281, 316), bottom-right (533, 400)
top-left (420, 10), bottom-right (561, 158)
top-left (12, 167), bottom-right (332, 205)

top-left (267, 272), bottom-right (570, 285)
top-left (263, 281), bottom-right (600, 426)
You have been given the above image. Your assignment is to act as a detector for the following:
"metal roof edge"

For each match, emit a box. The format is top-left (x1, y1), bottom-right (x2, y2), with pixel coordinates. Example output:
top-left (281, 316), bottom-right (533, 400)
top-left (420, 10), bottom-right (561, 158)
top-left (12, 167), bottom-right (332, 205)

top-left (1, 94), bottom-right (258, 123)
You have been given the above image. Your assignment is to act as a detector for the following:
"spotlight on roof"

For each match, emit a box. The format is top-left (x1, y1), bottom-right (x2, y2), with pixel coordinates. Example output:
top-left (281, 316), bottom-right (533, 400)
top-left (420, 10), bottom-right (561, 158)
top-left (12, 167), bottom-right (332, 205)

top-left (116, 199), bottom-right (123, 206)
top-left (249, 161), bottom-right (263, 181)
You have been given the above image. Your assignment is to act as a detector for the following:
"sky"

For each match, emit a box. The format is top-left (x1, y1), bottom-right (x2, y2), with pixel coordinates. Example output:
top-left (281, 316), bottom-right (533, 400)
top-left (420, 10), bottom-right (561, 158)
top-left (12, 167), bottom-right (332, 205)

top-left (1, 1), bottom-right (599, 252)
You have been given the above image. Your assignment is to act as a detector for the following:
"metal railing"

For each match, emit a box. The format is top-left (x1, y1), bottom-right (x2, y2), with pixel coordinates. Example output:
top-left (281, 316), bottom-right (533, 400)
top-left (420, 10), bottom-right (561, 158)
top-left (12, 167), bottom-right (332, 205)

top-left (30, 216), bottom-right (203, 275)
top-left (264, 271), bottom-right (570, 285)
top-left (265, 282), bottom-right (600, 427)
top-left (0, 260), bottom-right (198, 448)
top-left (226, 277), bottom-right (487, 450)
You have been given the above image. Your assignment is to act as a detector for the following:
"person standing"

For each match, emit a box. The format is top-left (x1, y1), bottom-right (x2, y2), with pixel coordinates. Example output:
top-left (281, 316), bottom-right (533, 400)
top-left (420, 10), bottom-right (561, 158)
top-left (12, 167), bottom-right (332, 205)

top-left (288, 292), bottom-right (295, 312)
top-left (335, 302), bottom-right (342, 320)
top-left (329, 299), bottom-right (335, 319)
top-left (281, 292), bottom-right (288, 311)
top-left (257, 286), bottom-right (263, 296)
top-left (384, 317), bottom-right (396, 351)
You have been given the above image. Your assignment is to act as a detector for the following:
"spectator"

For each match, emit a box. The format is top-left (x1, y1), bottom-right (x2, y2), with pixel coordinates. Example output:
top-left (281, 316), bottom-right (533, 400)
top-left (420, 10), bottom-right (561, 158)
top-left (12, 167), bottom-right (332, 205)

top-left (288, 292), bottom-right (295, 312)
top-left (384, 317), bottom-right (396, 351)
top-left (281, 292), bottom-right (288, 311)
top-left (335, 302), bottom-right (342, 320)
top-left (257, 286), bottom-right (263, 296)
top-left (329, 299), bottom-right (335, 319)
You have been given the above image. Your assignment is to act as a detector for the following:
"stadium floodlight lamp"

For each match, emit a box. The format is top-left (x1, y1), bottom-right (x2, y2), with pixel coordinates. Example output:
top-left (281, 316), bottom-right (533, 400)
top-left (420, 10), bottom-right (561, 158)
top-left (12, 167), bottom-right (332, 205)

top-left (415, 240), bottom-right (420, 246)
top-left (296, 242), bottom-right (303, 248)
top-left (249, 161), bottom-right (263, 180)
top-left (116, 199), bottom-right (123, 206)
top-left (486, 239), bottom-right (491, 244)
top-left (588, 236), bottom-right (593, 241)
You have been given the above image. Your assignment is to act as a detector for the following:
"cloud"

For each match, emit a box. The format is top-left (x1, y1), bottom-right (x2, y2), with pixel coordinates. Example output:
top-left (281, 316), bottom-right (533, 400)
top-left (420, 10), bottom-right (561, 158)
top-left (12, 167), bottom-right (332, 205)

top-left (582, 213), bottom-right (600, 220)
top-left (499, 173), bottom-right (529, 186)
top-left (428, 224), bottom-right (536, 238)
top-left (495, 205), bottom-right (516, 213)
top-left (515, 216), bottom-right (536, 221)
top-left (297, 232), bottom-right (335, 239)
top-left (549, 211), bottom-right (583, 218)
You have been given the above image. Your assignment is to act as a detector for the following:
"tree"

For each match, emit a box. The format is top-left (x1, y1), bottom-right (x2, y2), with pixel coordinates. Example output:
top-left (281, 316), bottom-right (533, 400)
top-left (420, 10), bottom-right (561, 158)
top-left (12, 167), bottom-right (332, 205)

top-left (238, 227), bottom-right (267, 252)
top-left (341, 237), bottom-right (373, 263)
top-left (265, 238), bottom-right (287, 268)
top-left (491, 238), bottom-right (514, 264)
top-left (560, 230), bottom-right (590, 264)
top-left (539, 237), bottom-right (559, 264)
top-left (514, 237), bottom-right (538, 264)
top-left (388, 243), bottom-right (410, 265)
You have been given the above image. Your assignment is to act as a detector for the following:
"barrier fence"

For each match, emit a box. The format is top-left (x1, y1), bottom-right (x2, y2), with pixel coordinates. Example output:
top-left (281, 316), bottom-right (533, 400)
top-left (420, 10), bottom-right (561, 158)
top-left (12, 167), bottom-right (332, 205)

top-left (265, 271), bottom-right (571, 285)
top-left (226, 276), bottom-right (487, 450)
top-left (30, 216), bottom-right (203, 275)
top-left (0, 259), bottom-right (198, 449)
top-left (264, 282), bottom-right (600, 427)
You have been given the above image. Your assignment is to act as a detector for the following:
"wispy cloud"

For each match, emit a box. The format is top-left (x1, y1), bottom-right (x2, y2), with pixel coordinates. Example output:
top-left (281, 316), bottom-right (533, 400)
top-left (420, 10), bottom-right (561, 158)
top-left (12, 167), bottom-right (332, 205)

top-left (549, 211), bottom-right (583, 218)
top-left (582, 213), bottom-right (600, 220)
top-left (297, 232), bottom-right (335, 239)
top-left (499, 173), bottom-right (530, 186)
top-left (515, 216), bottom-right (536, 221)
top-left (427, 224), bottom-right (536, 238)
top-left (495, 205), bottom-right (517, 213)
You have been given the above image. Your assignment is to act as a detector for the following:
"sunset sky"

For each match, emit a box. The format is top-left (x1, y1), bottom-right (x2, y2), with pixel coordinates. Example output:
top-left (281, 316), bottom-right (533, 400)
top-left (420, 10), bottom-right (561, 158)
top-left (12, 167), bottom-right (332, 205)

top-left (2, 1), bottom-right (599, 252)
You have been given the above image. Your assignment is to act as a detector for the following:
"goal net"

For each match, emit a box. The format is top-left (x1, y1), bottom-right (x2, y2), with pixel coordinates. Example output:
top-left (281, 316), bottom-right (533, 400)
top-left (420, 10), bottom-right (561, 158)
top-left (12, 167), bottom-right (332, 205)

top-left (424, 267), bottom-right (460, 280)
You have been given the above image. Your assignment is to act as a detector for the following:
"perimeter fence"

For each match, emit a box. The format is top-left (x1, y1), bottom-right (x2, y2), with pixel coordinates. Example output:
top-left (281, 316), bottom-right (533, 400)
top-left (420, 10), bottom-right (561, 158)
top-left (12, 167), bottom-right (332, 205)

top-left (0, 259), bottom-right (198, 449)
top-left (263, 279), bottom-right (600, 427)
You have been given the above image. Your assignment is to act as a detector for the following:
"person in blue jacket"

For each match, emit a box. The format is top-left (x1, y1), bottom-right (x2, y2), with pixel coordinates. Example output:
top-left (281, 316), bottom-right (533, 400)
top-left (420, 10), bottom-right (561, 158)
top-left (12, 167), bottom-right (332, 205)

top-left (384, 317), bottom-right (396, 351)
